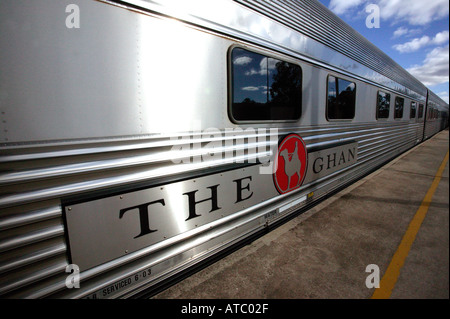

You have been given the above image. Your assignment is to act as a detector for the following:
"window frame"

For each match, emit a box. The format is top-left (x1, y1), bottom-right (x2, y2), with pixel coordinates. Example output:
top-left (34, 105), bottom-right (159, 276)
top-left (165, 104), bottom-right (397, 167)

top-left (376, 90), bottom-right (391, 120)
top-left (418, 103), bottom-right (424, 119)
top-left (410, 101), bottom-right (417, 119)
top-left (326, 74), bottom-right (357, 121)
top-left (394, 96), bottom-right (404, 119)
top-left (228, 45), bottom-right (303, 124)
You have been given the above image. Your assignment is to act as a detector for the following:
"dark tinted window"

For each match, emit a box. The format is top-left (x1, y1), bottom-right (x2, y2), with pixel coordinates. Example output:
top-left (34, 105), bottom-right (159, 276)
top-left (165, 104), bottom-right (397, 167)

top-left (231, 47), bottom-right (302, 121)
top-left (418, 104), bottom-right (424, 118)
top-left (410, 101), bottom-right (417, 119)
top-left (327, 75), bottom-right (356, 120)
top-left (376, 91), bottom-right (390, 119)
top-left (394, 97), bottom-right (404, 119)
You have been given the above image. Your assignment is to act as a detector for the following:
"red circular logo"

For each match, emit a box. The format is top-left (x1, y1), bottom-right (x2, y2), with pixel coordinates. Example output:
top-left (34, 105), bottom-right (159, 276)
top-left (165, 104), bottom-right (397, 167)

top-left (273, 133), bottom-right (308, 194)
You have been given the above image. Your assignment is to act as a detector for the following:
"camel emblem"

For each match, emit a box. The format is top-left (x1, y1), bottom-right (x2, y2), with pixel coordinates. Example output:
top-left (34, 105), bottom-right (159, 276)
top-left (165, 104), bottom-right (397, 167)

top-left (273, 133), bottom-right (307, 194)
top-left (279, 141), bottom-right (302, 191)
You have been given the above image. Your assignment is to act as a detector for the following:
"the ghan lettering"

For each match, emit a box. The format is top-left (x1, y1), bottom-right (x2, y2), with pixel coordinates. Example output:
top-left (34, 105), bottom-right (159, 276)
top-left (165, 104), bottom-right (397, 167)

top-left (67, 142), bottom-right (358, 270)
top-left (119, 199), bottom-right (166, 239)
top-left (312, 147), bottom-right (356, 174)
top-left (120, 176), bottom-right (254, 239)
top-left (183, 184), bottom-right (221, 221)
top-left (233, 176), bottom-right (253, 203)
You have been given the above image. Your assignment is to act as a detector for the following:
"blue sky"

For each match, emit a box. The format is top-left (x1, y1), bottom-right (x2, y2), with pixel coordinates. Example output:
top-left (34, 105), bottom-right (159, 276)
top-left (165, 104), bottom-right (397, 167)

top-left (317, 0), bottom-right (449, 103)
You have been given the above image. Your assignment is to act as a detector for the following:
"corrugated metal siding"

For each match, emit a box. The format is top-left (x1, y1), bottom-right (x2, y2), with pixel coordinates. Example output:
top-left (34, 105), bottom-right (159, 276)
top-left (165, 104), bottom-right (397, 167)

top-left (428, 90), bottom-right (448, 110)
top-left (0, 121), bottom-right (419, 298)
top-left (0, 201), bottom-right (68, 298)
top-left (232, 0), bottom-right (428, 96)
top-left (0, 0), bottom-right (440, 299)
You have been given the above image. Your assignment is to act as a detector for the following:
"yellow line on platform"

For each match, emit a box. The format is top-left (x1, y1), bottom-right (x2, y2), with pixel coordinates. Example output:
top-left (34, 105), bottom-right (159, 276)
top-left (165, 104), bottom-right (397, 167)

top-left (371, 150), bottom-right (449, 299)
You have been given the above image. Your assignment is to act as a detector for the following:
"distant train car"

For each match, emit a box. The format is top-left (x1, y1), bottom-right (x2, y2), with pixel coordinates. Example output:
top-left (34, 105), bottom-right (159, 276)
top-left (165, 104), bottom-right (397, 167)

top-left (425, 90), bottom-right (449, 139)
top-left (0, 0), bottom-right (448, 298)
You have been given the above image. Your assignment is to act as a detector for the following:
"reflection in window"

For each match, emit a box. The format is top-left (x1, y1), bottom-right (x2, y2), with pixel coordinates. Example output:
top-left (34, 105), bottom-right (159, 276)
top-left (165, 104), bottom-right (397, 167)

top-left (431, 108), bottom-right (438, 119)
top-left (376, 91), bottom-right (390, 119)
top-left (231, 47), bottom-right (302, 121)
top-left (327, 75), bottom-right (356, 120)
top-left (394, 97), bottom-right (404, 119)
top-left (410, 101), bottom-right (417, 119)
top-left (418, 104), bottom-right (424, 118)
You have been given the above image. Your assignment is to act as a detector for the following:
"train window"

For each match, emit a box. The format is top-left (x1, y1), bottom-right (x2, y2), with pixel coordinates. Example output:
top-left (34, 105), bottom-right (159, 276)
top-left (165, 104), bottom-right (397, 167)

top-left (230, 47), bottom-right (302, 121)
top-left (394, 97), bottom-right (404, 119)
top-left (428, 107), bottom-right (434, 119)
top-left (410, 101), bottom-right (417, 119)
top-left (418, 104), bottom-right (424, 118)
top-left (327, 75), bottom-right (356, 120)
top-left (376, 91), bottom-right (390, 119)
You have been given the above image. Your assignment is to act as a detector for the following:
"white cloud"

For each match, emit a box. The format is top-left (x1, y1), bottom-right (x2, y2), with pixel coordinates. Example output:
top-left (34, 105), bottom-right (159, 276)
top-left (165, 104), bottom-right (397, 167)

top-left (233, 56), bottom-right (252, 66)
top-left (393, 30), bottom-right (449, 53)
top-left (244, 69), bottom-right (260, 76)
top-left (328, 0), bottom-right (449, 25)
top-left (393, 35), bottom-right (431, 53)
top-left (379, 0), bottom-right (449, 25)
top-left (241, 86), bottom-right (259, 91)
top-left (407, 45), bottom-right (449, 86)
top-left (393, 26), bottom-right (408, 38)
top-left (259, 57), bottom-right (277, 74)
top-left (392, 27), bottom-right (423, 39)
top-left (329, 0), bottom-right (363, 15)
top-left (244, 57), bottom-right (277, 76)
top-left (433, 30), bottom-right (450, 45)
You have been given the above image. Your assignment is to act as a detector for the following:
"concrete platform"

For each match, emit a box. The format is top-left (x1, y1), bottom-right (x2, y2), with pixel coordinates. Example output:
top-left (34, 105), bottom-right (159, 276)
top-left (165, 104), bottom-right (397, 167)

top-left (153, 130), bottom-right (449, 299)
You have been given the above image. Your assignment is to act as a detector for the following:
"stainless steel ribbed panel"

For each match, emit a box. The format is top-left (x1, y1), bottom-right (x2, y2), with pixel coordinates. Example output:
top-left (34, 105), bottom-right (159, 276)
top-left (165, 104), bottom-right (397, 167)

top-left (428, 90), bottom-right (449, 111)
top-left (232, 0), bottom-right (427, 97)
top-left (0, 200), bottom-right (68, 297)
top-left (425, 91), bottom-right (448, 138)
top-left (112, 0), bottom-right (428, 101)
top-left (0, 121), bottom-right (420, 298)
top-left (0, 0), bottom-right (446, 299)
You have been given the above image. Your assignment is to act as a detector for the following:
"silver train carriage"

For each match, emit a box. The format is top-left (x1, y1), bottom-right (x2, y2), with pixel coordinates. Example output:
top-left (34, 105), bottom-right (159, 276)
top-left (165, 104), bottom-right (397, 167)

top-left (0, 0), bottom-right (448, 298)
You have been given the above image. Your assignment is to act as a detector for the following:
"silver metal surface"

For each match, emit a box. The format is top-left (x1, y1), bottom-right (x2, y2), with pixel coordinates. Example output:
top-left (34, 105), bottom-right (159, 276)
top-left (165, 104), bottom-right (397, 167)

top-left (117, 0), bottom-right (428, 100)
top-left (66, 164), bottom-right (277, 271)
top-left (303, 141), bottom-right (358, 184)
top-left (0, 0), bottom-right (447, 299)
top-left (1, 0), bottom-right (228, 144)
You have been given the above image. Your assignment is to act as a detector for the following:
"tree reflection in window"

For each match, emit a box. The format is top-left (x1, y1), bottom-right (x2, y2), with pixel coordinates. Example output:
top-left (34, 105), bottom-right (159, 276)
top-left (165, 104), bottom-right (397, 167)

top-left (231, 47), bottom-right (301, 121)
top-left (418, 104), bottom-right (424, 118)
top-left (327, 75), bottom-right (356, 120)
top-left (376, 91), bottom-right (390, 119)
top-left (410, 101), bottom-right (417, 119)
top-left (394, 97), bottom-right (404, 119)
